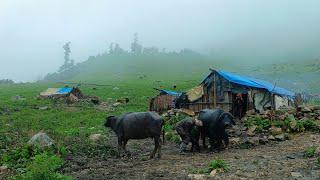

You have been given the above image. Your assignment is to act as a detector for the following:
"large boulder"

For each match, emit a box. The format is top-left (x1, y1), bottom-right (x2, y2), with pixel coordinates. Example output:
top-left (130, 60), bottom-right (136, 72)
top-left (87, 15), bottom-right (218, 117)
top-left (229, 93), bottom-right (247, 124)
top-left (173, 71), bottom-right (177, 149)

top-left (275, 134), bottom-right (286, 141)
top-left (269, 126), bottom-right (282, 136)
top-left (28, 132), bottom-right (54, 148)
top-left (0, 165), bottom-right (8, 175)
top-left (247, 125), bottom-right (257, 136)
top-left (89, 133), bottom-right (105, 143)
top-left (301, 106), bottom-right (312, 113)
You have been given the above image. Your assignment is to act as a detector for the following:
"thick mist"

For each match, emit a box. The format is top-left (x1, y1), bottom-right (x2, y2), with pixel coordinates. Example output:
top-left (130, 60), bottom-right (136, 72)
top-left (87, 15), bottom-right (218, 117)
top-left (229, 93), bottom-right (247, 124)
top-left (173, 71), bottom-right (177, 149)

top-left (1, 0), bottom-right (320, 82)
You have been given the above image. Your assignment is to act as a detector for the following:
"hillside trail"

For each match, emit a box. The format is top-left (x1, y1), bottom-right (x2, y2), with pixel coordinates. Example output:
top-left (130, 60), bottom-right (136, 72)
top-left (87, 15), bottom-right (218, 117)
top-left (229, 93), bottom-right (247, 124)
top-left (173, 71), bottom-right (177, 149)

top-left (64, 132), bottom-right (320, 180)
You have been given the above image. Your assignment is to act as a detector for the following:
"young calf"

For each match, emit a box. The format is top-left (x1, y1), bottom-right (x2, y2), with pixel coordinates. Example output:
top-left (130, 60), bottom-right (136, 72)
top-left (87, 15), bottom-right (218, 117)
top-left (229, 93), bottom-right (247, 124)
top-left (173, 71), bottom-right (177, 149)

top-left (104, 111), bottom-right (164, 158)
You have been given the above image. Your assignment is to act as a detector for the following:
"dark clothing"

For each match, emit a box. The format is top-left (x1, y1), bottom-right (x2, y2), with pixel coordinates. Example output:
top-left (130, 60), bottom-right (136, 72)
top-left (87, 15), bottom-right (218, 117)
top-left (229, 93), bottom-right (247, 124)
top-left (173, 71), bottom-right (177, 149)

top-left (234, 97), bottom-right (244, 119)
top-left (175, 118), bottom-right (200, 152)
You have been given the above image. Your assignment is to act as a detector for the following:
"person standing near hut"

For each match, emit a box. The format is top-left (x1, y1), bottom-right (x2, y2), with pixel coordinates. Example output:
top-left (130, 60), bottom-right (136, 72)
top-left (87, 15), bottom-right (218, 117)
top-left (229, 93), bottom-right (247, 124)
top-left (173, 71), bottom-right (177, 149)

top-left (234, 93), bottom-right (244, 119)
top-left (175, 117), bottom-right (203, 153)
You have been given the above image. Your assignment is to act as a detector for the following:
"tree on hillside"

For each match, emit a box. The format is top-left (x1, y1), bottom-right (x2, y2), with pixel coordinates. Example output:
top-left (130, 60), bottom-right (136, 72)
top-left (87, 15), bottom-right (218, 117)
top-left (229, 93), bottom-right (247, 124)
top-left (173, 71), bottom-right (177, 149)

top-left (131, 33), bottom-right (142, 55)
top-left (143, 47), bottom-right (159, 55)
top-left (113, 43), bottom-right (126, 55)
top-left (108, 43), bottom-right (114, 54)
top-left (59, 42), bottom-right (75, 72)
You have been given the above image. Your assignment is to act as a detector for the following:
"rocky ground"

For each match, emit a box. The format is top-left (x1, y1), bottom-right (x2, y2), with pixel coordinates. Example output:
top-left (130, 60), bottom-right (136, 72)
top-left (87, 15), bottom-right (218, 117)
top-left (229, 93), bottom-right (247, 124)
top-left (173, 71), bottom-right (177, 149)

top-left (63, 132), bottom-right (320, 180)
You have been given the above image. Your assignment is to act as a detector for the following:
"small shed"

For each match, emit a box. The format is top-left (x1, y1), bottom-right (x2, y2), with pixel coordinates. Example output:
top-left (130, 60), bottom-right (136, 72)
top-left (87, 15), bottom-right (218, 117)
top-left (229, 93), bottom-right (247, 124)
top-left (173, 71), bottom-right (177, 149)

top-left (181, 69), bottom-right (295, 117)
top-left (149, 89), bottom-right (182, 113)
top-left (39, 87), bottom-right (84, 99)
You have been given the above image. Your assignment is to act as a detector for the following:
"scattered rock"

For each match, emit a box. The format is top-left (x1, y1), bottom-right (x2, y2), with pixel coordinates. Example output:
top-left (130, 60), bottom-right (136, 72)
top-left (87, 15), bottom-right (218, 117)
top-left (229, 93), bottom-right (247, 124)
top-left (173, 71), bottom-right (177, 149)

top-left (269, 126), bottom-right (282, 136)
top-left (289, 119), bottom-right (297, 130)
top-left (247, 125), bottom-right (257, 136)
top-left (116, 98), bottom-right (129, 104)
top-left (13, 107), bottom-right (20, 112)
top-left (246, 109), bottom-right (256, 116)
top-left (301, 106), bottom-right (312, 113)
top-left (246, 137), bottom-right (260, 146)
top-left (66, 94), bottom-right (79, 104)
top-left (0, 165), bottom-right (8, 174)
top-left (188, 174), bottom-right (207, 180)
top-left (11, 95), bottom-right (26, 101)
top-left (89, 134), bottom-right (105, 143)
top-left (291, 172), bottom-right (303, 178)
top-left (28, 132), bottom-right (54, 147)
top-left (312, 106), bottom-right (320, 111)
top-left (39, 106), bottom-right (49, 110)
top-left (96, 102), bottom-right (114, 112)
top-left (210, 169), bottom-right (217, 177)
top-left (230, 137), bottom-right (241, 145)
top-left (112, 102), bottom-right (123, 107)
top-left (268, 135), bottom-right (276, 141)
top-left (259, 136), bottom-right (268, 144)
top-left (275, 134), bottom-right (286, 141)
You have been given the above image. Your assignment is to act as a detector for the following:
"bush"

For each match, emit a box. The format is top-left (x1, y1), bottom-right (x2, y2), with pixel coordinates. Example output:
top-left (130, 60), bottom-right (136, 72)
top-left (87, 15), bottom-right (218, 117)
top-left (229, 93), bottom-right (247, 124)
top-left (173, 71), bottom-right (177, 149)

top-left (1, 144), bottom-right (43, 169)
top-left (304, 147), bottom-right (316, 158)
top-left (244, 116), bottom-right (271, 133)
top-left (1, 144), bottom-right (71, 179)
top-left (317, 157), bottom-right (320, 165)
top-left (302, 120), bottom-right (318, 131)
top-left (15, 153), bottom-right (71, 180)
top-left (208, 159), bottom-right (230, 172)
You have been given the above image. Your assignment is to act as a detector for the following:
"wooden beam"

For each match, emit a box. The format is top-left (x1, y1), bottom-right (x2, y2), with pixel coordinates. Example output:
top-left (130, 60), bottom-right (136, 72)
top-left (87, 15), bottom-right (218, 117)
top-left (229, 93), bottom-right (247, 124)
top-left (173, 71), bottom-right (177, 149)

top-left (213, 73), bottom-right (217, 107)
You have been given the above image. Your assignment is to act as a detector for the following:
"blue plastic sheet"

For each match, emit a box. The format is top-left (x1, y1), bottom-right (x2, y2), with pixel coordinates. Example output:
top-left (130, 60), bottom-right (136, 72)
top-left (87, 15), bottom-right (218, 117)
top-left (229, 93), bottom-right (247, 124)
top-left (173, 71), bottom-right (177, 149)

top-left (159, 89), bottom-right (182, 96)
top-left (217, 70), bottom-right (295, 97)
top-left (57, 87), bottom-right (73, 94)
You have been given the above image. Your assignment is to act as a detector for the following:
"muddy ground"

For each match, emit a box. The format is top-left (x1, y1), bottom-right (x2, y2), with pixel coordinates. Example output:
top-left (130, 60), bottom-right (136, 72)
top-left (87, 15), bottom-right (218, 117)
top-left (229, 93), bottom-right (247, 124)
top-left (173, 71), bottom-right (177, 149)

top-left (63, 132), bottom-right (320, 180)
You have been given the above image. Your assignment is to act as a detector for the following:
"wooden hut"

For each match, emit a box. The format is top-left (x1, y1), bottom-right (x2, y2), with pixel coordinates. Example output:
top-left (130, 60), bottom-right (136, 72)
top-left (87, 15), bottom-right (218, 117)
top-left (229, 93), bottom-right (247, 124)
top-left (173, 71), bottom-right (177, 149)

top-left (181, 69), bottom-right (295, 117)
top-left (149, 89), bottom-right (182, 113)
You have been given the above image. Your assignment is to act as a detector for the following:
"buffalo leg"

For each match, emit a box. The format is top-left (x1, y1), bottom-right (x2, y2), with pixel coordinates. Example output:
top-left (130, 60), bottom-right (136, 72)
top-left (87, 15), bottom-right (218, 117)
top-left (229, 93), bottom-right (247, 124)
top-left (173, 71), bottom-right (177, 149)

top-left (150, 137), bottom-right (159, 159)
top-left (201, 132), bottom-right (207, 149)
top-left (123, 139), bottom-right (131, 156)
top-left (222, 131), bottom-right (229, 148)
top-left (117, 137), bottom-right (123, 157)
top-left (157, 137), bottom-right (162, 158)
top-left (122, 139), bottom-right (128, 151)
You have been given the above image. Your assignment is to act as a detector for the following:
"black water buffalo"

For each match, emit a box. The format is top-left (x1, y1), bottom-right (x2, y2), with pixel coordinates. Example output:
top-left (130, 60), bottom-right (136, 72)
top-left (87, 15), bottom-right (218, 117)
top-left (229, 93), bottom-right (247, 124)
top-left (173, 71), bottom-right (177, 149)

top-left (104, 111), bottom-right (164, 158)
top-left (198, 108), bottom-right (235, 151)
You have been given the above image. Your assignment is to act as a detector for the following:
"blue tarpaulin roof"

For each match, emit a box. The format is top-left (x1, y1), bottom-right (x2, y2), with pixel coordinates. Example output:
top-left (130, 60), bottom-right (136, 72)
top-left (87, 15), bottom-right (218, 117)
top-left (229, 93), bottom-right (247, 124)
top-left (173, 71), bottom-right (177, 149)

top-left (159, 89), bottom-right (182, 96)
top-left (57, 87), bottom-right (73, 94)
top-left (204, 70), bottom-right (295, 97)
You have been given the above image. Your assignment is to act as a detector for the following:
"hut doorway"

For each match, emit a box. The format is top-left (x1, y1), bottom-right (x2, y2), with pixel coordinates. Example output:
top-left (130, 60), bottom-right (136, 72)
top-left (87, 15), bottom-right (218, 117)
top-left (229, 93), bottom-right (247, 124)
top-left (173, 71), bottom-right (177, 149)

top-left (232, 93), bottom-right (248, 119)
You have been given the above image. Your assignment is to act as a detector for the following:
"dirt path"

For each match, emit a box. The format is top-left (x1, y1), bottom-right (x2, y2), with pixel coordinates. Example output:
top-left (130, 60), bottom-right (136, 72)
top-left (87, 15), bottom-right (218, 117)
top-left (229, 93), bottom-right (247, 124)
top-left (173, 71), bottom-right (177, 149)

top-left (64, 132), bottom-right (320, 180)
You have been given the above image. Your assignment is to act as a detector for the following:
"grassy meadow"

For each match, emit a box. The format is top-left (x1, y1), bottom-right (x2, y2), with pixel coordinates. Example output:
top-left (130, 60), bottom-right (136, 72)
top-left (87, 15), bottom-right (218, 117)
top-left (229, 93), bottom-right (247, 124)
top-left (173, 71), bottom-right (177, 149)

top-left (1, 53), bottom-right (319, 178)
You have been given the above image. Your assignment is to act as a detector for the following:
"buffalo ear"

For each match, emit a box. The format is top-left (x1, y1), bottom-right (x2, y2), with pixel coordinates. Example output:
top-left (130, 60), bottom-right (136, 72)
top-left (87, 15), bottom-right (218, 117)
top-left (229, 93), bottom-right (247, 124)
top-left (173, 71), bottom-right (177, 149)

top-left (220, 112), bottom-right (235, 124)
top-left (105, 116), bottom-right (116, 127)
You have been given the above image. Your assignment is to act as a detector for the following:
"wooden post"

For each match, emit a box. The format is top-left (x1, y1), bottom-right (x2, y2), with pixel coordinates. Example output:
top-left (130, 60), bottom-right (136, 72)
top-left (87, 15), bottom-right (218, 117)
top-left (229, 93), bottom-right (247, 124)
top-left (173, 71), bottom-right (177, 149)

top-left (213, 73), bottom-right (217, 108)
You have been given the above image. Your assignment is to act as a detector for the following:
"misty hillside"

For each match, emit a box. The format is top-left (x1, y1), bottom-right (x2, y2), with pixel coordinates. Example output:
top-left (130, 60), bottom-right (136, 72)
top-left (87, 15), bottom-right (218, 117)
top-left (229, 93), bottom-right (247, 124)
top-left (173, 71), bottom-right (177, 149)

top-left (43, 51), bottom-right (320, 93)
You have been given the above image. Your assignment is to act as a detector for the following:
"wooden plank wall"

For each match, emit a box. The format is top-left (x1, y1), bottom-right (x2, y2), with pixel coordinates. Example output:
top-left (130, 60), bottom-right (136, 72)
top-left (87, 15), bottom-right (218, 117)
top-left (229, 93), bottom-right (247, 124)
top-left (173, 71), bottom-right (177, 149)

top-left (185, 72), bottom-right (233, 114)
top-left (149, 94), bottom-right (175, 113)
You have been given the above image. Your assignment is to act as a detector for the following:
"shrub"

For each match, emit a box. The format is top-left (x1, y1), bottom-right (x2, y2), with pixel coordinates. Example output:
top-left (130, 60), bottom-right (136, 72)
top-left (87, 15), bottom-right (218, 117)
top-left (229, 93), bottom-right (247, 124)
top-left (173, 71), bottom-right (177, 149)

top-left (244, 116), bottom-right (271, 133)
top-left (317, 157), bottom-right (320, 165)
top-left (16, 153), bottom-right (71, 180)
top-left (1, 144), bottom-right (43, 169)
top-left (302, 120), bottom-right (318, 131)
top-left (208, 159), bottom-right (230, 172)
top-left (304, 147), bottom-right (316, 158)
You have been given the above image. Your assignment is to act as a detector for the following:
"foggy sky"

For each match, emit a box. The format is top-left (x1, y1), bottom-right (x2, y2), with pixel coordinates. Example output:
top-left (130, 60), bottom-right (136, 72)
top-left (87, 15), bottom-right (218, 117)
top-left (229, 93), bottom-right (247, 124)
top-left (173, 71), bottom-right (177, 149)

top-left (1, 0), bottom-right (320, 82)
